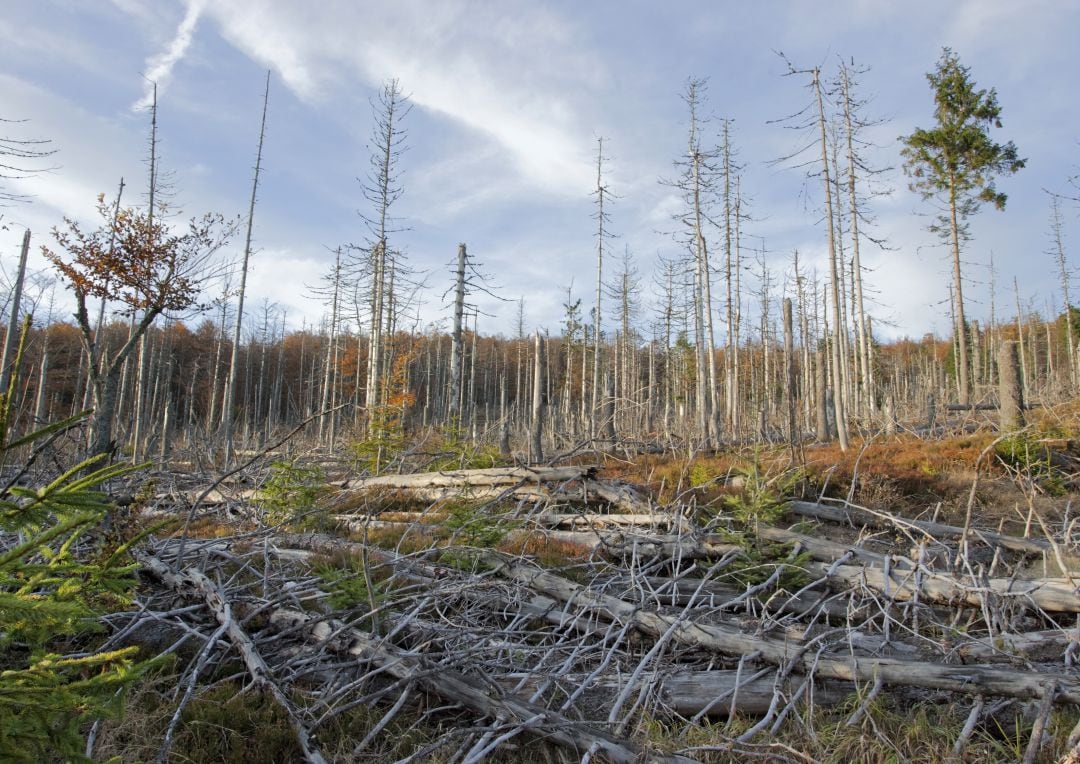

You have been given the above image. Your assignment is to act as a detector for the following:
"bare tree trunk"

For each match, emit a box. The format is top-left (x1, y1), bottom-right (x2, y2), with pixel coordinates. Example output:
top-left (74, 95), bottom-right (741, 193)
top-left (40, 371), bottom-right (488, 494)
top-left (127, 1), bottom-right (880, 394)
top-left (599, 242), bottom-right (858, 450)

top-left (948, 177), bottom-right (971, 404)
top-left (448, 243), bottom-right (466, 421)
top-left (591, 137), bottom-right (610, 439)
top-left (33, 334), bottom-right (48, 424)
top-left (998, 341), bottom-right (1025, 432)
top-left (531, 331), bottom-right (545, 462)
top-left (1050, 197), bottom-right (1076, 390)
top-left (0, 229), bottom-right (30, 397)
top-left (812, 67), bottom-right (848, 450)
top-left (1014, 277), bottom-right (1029, 401)
top-left (319, 252), bottom-right (342, 444)
top-left (222, 70), bottom-right (271, 466)
top-left (783, 297), bottom-right (798, 460)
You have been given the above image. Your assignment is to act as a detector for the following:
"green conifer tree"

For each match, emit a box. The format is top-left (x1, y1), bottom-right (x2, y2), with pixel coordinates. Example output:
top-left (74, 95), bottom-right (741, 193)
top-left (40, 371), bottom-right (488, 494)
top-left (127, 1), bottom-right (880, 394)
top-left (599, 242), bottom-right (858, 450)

top-left (901, 48), bottom-right (1025, 404)
top-left (0, 320), bottom-right (158, 762)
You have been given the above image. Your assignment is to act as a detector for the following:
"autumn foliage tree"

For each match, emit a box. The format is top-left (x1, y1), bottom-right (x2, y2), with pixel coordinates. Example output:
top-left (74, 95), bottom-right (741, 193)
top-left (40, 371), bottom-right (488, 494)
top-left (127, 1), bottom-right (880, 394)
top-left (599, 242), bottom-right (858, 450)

top-left (44, 196), bottom-right (234, 457)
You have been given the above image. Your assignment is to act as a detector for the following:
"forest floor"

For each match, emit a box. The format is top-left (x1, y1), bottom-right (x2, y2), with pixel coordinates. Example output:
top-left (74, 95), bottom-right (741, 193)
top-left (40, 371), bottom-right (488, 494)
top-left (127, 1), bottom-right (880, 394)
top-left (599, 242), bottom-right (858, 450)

top-left (89, 403), bottom-right (1080, 763)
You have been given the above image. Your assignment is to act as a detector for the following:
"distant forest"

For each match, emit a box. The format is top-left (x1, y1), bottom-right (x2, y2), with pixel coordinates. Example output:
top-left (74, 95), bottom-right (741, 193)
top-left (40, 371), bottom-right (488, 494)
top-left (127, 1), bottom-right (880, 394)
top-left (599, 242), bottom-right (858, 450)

top-left (3, 52), bottom-right (1078, 462)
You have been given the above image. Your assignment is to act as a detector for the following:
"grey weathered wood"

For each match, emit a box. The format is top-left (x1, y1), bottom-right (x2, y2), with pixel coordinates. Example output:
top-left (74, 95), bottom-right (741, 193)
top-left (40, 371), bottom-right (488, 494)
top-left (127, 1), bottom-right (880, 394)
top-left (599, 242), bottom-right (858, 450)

top-left (268, 607), bottom-right (694, 764)
top-left (140, 554), bottom-right (327, 764)
top-left (787, 499), bottom-right (1054, 556)
top-left (531, 330), bottom-right (545, 461)
top-left (998, 340), bottom-right (1025, 431)
top-left (484, 553), bottom-right (1079, 703)
top-left (339, 465), bottom-right (594, 490)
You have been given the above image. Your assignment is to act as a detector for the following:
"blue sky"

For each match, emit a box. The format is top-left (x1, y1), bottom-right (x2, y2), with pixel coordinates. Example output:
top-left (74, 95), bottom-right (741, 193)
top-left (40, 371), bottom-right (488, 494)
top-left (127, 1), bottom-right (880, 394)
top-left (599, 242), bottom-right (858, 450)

top-left (0, 0), bottom-right (1077, 342)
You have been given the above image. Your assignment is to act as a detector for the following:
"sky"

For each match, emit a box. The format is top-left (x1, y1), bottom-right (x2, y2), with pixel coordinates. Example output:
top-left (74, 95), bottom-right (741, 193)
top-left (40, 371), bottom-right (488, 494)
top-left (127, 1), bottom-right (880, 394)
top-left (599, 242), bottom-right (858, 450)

top-left (0, 0), bottom-right (1077, 343)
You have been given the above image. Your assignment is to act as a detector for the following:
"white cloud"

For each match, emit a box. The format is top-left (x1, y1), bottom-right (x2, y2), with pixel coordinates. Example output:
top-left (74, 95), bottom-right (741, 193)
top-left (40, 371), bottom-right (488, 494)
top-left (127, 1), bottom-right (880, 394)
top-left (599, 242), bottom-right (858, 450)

top-left (201, 0), bottom-right (600, 196)
top-left (133, 0), bottom-right (206, 111)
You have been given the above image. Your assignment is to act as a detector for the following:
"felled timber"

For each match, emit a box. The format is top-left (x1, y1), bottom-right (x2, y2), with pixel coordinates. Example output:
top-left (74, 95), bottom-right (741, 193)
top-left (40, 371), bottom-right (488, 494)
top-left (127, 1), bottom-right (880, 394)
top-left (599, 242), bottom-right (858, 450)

top-left (483, 552), bottom-right (1080, 704)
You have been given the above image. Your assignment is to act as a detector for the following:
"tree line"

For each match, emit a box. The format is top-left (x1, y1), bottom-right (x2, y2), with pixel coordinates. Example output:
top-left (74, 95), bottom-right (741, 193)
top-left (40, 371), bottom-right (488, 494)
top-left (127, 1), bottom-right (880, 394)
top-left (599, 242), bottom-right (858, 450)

top-left (1, 49), bottom-right (1076, 463)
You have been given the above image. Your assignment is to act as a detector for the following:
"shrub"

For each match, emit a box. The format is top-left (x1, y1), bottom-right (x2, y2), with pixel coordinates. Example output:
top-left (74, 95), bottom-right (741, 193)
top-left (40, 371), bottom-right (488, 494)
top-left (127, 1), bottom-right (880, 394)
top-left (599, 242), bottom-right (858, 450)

top-left (256, 459), bottom-right (327, 525)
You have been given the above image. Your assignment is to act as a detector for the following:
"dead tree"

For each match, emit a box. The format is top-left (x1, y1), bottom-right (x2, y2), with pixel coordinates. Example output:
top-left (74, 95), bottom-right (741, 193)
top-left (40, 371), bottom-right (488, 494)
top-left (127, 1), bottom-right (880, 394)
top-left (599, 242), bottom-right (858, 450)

top-left (221, 70), bottom-right (271, 465)
top-left (998, 340), bottom-right (1025, 431)
top-left (531, 330), bottom-right (545, 461)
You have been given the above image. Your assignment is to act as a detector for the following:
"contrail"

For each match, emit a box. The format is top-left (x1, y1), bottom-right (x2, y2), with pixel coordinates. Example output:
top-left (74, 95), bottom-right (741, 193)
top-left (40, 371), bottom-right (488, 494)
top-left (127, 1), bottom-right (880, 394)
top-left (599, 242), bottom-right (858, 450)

top-left (133, 0), bottom-right (206, 110)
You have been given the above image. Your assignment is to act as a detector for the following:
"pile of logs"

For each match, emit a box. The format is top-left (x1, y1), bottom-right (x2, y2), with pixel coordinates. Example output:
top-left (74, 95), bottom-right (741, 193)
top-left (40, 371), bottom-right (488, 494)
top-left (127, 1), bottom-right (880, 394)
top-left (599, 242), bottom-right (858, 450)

top-left (110, 465), bottom-right (1080, 762)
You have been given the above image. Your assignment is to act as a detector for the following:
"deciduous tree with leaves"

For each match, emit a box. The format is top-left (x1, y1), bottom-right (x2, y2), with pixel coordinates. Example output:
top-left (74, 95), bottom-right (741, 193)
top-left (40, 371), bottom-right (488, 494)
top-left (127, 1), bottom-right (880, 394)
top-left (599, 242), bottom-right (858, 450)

top-left (44, 198), bottom-right (234, 457)
top-left (901, 48), bottom-right (1024, 404)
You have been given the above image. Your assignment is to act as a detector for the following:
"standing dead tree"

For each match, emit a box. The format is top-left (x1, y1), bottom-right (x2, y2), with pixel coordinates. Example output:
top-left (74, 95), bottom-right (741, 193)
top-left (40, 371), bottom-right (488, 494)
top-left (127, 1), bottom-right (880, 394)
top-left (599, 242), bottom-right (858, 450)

top-left (665, 79), bottom-right (719, 448)
top-left (356, 80), bottom-right (411, 429)
top-left (221, 70), bottom-right (271, 466)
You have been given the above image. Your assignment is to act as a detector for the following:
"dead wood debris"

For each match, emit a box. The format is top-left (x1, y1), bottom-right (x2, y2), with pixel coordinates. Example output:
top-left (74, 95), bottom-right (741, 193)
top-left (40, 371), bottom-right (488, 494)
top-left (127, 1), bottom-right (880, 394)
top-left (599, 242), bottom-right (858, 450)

top-left (108, 464), bottom-right (1080, 762)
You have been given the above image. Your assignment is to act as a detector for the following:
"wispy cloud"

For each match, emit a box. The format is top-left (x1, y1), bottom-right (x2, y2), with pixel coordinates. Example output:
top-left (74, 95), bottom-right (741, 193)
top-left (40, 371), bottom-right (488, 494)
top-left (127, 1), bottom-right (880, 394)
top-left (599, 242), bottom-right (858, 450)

top-left (133, 0), bottom-right (205, 111)
top-left (201, 1), bottom-right (601, 196)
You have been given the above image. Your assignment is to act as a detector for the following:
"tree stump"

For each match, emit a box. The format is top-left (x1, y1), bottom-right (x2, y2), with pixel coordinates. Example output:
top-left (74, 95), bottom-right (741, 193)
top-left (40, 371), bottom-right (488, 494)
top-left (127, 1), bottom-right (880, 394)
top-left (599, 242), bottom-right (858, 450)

top-left (998, 340), bottom-right (1025, 432)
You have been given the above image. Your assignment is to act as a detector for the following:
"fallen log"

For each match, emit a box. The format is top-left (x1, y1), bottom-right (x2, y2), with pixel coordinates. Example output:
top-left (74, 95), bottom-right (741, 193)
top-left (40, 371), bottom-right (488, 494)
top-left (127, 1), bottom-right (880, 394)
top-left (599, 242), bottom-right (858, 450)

top-left (808, 560), bottom-right (1080, 614)
top-left (566, 527), bottom-right (1080, 614)
top-left (333, 511), bottom-right (678, 531)
top-left (517, 529), bottom-right (744, 560)
top-left (756, 524), bottom-right (914, 569)
top-left (338, 465), bottom-right (595, 490)
top-left (498, 669), bottom-right (848, 717)
top-left (328, 466), bottom-right (654, 514)
top-left (483, 552), bottom-right (1080, 705)
top-left (787, 500), bottom-right (1055, 557)
top-left (956, 628), bottom-right (1080, 662)
top-left (138, 553), bottom-right (328, 764)
top-left (268, 607), bottom-right (696, 764)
